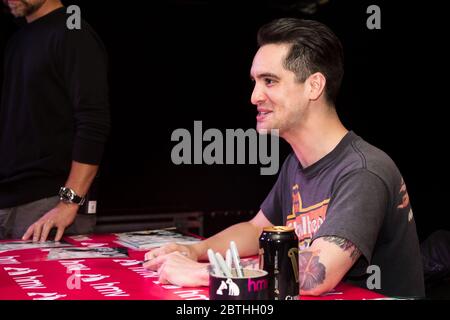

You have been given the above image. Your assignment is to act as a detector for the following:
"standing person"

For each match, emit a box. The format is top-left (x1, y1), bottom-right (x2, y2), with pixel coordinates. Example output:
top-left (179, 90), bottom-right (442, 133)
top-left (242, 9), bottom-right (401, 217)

top-left (0, 0), bottom-right (110, 241)
top-left (143, 18), bottom-right (425, 298)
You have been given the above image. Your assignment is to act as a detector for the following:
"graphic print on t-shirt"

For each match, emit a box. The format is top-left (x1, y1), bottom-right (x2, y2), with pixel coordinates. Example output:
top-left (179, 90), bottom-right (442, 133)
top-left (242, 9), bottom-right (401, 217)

top-left (397, 178), bottom-right (414, 223)
top-left (286, 184), bottom-right (330, 250)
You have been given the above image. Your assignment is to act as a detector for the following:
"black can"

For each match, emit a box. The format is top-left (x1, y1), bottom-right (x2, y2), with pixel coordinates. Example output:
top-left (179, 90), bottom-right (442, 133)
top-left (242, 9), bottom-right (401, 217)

top-left (259, 226), bottom-right (299, 300)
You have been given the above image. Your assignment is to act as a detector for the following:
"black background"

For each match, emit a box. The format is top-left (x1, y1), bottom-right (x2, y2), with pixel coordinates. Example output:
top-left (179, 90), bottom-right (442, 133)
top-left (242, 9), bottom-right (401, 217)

top-left (1, 0), bottom-right (449, 241)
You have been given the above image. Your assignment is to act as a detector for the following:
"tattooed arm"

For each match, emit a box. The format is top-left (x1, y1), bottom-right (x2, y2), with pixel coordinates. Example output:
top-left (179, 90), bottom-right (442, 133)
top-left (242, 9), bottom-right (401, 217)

top-left (299, 236), bottom-right (362, 296)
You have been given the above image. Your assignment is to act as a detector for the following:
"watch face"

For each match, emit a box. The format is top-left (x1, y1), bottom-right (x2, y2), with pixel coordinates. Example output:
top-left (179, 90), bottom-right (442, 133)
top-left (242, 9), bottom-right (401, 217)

top-left (61, 188), bottom-right (74, 201)
top-left (59, 187), bottom-right (84, 205)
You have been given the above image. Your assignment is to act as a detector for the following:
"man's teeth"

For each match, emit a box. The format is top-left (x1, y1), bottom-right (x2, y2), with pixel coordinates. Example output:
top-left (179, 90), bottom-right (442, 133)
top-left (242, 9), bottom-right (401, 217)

top-left (259, 111), bottom-right (270, 115)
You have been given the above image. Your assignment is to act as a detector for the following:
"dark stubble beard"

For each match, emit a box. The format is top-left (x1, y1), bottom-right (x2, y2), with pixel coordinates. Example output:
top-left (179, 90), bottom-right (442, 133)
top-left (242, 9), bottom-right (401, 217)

top-left (15, 0), bottom-right (46, 17)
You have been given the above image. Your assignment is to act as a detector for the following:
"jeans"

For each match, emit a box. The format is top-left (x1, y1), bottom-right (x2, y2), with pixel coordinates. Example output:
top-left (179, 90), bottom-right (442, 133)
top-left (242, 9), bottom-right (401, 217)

top-left (0, 196), bottom-right (96, 240)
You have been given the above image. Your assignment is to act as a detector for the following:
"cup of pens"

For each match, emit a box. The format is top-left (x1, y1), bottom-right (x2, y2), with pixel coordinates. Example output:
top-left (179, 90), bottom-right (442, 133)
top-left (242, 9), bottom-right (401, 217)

top-left (208, 241), bottom-right (269, 300)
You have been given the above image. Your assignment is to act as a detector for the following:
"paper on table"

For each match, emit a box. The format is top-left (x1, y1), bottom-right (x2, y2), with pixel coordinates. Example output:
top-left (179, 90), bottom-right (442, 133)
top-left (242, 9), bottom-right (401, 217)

top-left (0, 240), bottom-right (73, 252)
top-left (46, 247), bottom-right (128, 260)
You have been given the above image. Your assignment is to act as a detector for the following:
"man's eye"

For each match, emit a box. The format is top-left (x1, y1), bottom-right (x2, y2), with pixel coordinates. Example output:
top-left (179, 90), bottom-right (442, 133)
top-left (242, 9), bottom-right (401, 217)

top-left (265, 78), bottom-right (275, 85)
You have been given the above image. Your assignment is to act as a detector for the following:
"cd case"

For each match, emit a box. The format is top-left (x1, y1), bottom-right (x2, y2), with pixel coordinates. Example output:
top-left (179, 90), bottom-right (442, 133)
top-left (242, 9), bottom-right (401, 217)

top-left (114, 228), bottom-right (200, 250)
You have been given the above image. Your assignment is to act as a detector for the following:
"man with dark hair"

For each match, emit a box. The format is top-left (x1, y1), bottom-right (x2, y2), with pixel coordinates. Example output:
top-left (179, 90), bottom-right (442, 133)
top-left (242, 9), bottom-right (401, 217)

top-left (0, 0), bottom-right (110, 241)
top-left (143, 18), bottom-right (425, 298)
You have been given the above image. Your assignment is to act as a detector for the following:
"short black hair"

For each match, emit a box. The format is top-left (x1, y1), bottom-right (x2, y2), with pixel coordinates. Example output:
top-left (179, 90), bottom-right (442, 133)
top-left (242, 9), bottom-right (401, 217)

top-left (257, 18), bottom-right (344, 104)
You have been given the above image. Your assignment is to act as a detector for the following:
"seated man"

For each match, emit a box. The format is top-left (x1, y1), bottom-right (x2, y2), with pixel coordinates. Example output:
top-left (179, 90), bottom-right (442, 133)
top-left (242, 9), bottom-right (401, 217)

top-left (421, 230), bottom-right (450, 288)
top-left (144, 18), bottom-right (425, 298)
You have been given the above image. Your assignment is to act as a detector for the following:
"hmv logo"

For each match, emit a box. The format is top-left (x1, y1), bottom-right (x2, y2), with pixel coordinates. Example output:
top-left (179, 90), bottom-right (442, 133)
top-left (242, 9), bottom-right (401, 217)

top-left (247, 278), bottom-right (268, 292)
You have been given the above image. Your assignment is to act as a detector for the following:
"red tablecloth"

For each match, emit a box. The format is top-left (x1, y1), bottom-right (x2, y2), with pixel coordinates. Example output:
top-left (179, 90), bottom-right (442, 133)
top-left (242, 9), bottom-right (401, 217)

top-left (0, 234), bottom-right (386, 300)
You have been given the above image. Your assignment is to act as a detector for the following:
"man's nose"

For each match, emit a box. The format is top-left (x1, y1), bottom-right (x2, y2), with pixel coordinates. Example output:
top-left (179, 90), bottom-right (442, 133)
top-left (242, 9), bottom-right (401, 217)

top-left (251, 83), bottom-right (265, 106)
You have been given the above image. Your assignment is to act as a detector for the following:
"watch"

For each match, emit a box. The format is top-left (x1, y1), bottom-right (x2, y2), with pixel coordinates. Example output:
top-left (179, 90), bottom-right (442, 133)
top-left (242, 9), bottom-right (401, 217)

top-left (59, 187), bottom-right (85, 206)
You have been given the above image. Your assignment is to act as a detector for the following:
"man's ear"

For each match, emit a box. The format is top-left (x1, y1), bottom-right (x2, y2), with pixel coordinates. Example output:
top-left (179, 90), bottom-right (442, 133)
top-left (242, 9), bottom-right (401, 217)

top-left (307, 72), bottom-right (327, 101)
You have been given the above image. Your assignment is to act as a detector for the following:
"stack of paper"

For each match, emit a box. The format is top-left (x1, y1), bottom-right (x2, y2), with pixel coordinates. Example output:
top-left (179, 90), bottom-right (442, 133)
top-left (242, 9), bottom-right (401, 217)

top-left (114, 228), bottom-right (200, 250)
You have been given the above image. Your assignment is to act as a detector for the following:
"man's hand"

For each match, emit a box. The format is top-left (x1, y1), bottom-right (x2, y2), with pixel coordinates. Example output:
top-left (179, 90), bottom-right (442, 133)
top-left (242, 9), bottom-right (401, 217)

top-left (22, 202), bottom-right (78, 242)
top-left (144, 251), bottom-right (209, 287)
top-left (143, 242), bottom-right (199, 270)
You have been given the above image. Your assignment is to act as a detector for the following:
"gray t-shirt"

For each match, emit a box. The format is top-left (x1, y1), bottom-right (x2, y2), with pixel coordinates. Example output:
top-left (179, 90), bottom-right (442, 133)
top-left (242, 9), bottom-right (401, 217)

top-left (261, 131), bottom-right (425, 298)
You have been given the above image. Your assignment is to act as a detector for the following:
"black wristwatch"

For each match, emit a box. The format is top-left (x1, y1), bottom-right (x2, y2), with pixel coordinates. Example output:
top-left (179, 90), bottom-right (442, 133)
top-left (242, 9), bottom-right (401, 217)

top-left (59, 187), bottom-right (85, 206)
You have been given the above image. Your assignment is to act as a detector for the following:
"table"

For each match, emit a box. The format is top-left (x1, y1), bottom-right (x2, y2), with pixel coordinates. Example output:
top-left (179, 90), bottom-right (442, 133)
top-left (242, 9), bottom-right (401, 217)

top-left (0, 233), bottom-right (386, 300)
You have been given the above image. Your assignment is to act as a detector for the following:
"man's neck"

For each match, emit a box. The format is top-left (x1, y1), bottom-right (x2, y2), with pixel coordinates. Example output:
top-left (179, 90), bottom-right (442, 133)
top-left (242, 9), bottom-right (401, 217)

top-left (283, 107), bottom-right (348, 169)
top-left (26, 0), bottom-right (63, 23)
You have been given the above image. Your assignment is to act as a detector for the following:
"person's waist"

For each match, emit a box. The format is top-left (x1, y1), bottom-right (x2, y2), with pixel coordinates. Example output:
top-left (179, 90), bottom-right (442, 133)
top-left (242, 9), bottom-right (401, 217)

top-left (0, 175), bottom-right (67, 209)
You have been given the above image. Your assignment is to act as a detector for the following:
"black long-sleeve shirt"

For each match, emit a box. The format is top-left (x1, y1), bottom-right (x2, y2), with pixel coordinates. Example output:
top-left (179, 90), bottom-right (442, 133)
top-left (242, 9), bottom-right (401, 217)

top-left (0, 7), bottom-right (110, 208)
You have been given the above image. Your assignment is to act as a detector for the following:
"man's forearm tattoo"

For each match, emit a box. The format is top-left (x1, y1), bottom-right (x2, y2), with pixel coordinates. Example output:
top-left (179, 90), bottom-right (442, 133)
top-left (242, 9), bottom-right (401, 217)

top-left (298, 250), bottom-right (326, 291)
top-left (322, 236), bottom-right (361, 262)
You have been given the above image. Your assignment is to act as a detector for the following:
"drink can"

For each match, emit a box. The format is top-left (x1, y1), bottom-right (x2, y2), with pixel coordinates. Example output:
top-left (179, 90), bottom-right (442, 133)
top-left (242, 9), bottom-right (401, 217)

top-left (259, 226), bottom-right (299, 300)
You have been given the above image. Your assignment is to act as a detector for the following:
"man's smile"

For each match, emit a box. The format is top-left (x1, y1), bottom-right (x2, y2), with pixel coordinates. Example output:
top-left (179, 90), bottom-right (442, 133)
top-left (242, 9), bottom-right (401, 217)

top-left (257, 108), bottom-right (273, 121)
